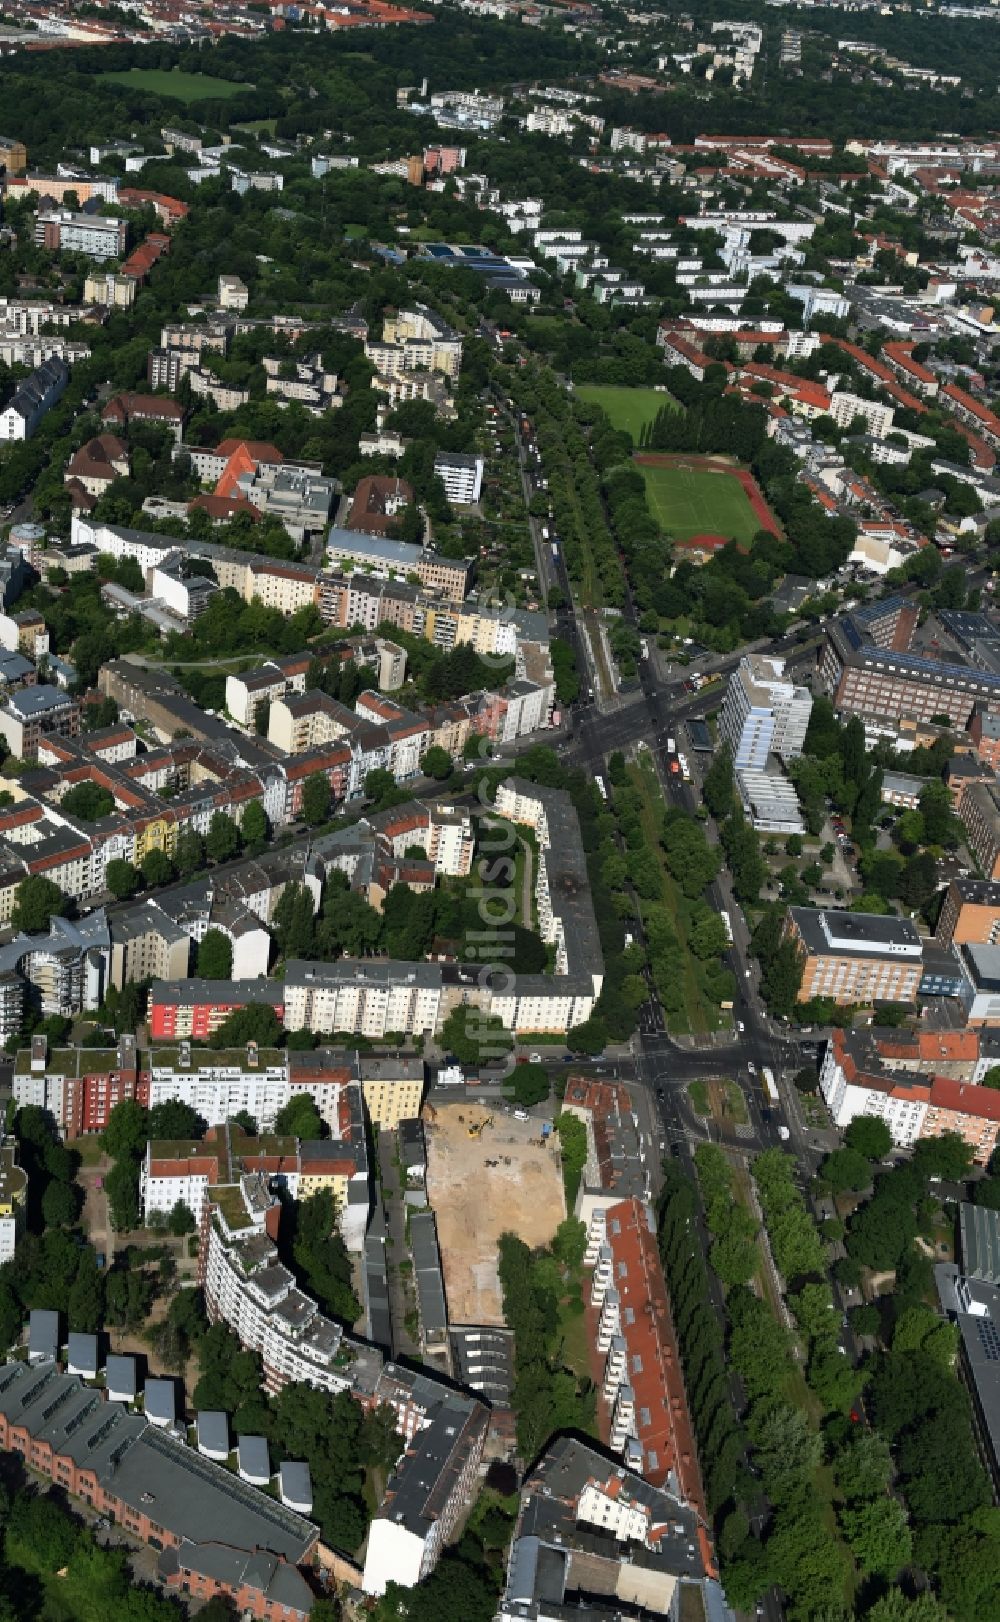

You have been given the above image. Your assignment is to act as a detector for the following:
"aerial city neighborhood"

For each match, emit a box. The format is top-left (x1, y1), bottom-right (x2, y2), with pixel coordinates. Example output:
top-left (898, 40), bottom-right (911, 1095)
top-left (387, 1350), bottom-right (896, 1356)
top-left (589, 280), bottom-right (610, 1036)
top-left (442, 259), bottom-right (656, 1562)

top-left (2, 1), bottom-right (1000, 1621)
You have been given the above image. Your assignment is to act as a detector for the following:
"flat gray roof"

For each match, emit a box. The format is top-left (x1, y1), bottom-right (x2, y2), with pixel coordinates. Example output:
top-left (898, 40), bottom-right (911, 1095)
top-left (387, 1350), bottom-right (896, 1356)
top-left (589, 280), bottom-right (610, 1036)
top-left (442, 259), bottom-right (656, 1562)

top-left (197, 1410), bottom-right (229, 1454)
top-left (28, 1310), bottom-right (59, 1359)
top-left (105, 1353), bottom-right (136, 1396)
top-left (237, 1434), bottom-right (270, 1480)
top-left (144, 1378), bottom-right (176, 1423)
top-left (66, 1332), bottom-right (98, 1375)
top-left (961, 1203), bottom-right (1000, 1283)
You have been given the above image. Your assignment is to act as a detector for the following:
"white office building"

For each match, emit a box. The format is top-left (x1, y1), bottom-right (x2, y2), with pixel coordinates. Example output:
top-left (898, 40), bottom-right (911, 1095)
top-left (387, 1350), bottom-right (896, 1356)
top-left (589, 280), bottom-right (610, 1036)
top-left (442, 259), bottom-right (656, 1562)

top-left (718, 654), bottom-right (813, 770)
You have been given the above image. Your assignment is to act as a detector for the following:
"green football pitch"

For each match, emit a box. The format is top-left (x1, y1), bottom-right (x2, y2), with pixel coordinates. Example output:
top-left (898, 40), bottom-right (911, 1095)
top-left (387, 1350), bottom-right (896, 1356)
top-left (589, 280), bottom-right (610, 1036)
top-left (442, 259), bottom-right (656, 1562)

top-left (100, 68), bottom-right (251, 102)
top-left (576, 386), bottom-right (676, 440)
top-left (638, 463), bottom-right (762, 544)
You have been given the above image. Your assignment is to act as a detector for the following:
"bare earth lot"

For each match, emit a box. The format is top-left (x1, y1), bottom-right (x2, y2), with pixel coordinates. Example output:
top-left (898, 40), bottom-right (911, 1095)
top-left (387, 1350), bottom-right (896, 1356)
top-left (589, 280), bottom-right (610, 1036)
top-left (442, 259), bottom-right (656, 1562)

top-left (425, 1102), bottom-right (566, 1325)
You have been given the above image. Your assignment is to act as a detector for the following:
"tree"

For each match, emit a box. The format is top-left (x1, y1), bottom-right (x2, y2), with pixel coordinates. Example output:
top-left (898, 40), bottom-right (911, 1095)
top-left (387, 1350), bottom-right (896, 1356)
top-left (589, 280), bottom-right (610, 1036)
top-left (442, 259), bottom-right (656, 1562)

top-left (149, 1100), bottom-right (206, 1140)
top-left (274, 1094), bottom-right (325, 1139)
top-left (850, 1303), bottom-right (881, 1337)
top-left (702, 744), bottom-right (735, 820)
top-left (105, 1157), bottom-right (140, 1230)
top-left (820, 1146), bottom-right (874, 1194)
top-left (440, 1006), bottom-right (513, 1067)
top-left (302, 771), bottom-right (331, 826)
top-left (291, 1188), bottom-right (360, 1321)
top-left (101, 1098), bottom-right (150, 1160)
top-left (241, 800), bottom-right (269, 852)
top-left (41, 1179), bottom-right (78, 1227)
top-left (11, 875), bottom-right (68, 932)
top-left (421, 745), bottom-right (452, 780)
top-left (845, 1116), bottom-right (892, 1159)
top-left (865, 1596), bottom-right (948, 1622)
top-left (512, 1063), bottom-right (549, 1108)
top-left (912, 1131), bottom-right (973, 1181)
top-left (274, 882), bottom-right (317, 959)
top-left (141, 847), bottom-right (175, 888)
top-left (197, 928), bottom-right (233, 980)
top-left (206, 811), bottom-right (241, 864)
top-left (175, 828), bottom-right (205, 877)
top-left (61, 781), bottom-right (114, 822)
top-left (566, 1016), bottom-right (608, 1056)
top-left (167, 1200), bottom-right (196, 1236)
top-left (210, 1004), bottom-right (283, 1048)
top-left (839, 1496), bottom-right (912, 1578)
top-left (105, 858), bottom-right (141, 901)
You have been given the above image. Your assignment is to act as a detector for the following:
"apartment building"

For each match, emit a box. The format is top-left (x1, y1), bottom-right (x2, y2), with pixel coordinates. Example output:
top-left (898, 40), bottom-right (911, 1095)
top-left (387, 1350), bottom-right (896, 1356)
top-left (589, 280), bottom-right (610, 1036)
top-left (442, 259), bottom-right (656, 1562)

top-left (366, 303), bottom-right (463, 379)
top-left (961, 781), bottom-right (1000, 880)
top-left (357, 1054), bottom-right (425, 1128)
top-left (970, 709), bottom-right (1000, 772)
top-left (490, 778), bottom-right (604, 1031)
top-left (786, 906), bottom-right (924, 1005)
top-left (586, 1197), bottom-right (705, 1511)
top-left (324, 528), bottom-right (472, 601)
top-left (367, 800), bottom-right (475, 877)
top-left (718, 654), bottom-right (813, 770)
top-left (937, 878), bottom-right (1000, 949)
top-left (140, 1124), bottom-right (296, 1225)
top-left (433, 451), bottom-right (484, 505)
top-left (142, 1099), bottom-right (370, 1245)
top-left (225, 654), bottom-right (312, 732)
top-left (561, 1077), bottom-right (651, 1228)
top-left (498, 1437), bottom-right (717, 1622)
top-left (829, 390), bottom-right (895, 438)
top-left (0, 356), bottom-right (69, 441)
top-left (0, 685), bottom-right (80, 758)
top-left (200, 1169), bottom-right (371, 1396)
top-left (821, 1025), bottom-right (1000, 1163)
top-left (35, 209), bottom-right (127, 262)
top-left (282, 959), bottom-right (443, 1040)
top-left (148, 979), bottom-right (286, 1041)
top-left (0, 1143), bottom-right (26, 1264)
top-left (0, 137), bottom-right (27, 175)
top-left (218, 274), bottom-right (249, 311)
top-left (362, 1391), bottom-right (487, 1596)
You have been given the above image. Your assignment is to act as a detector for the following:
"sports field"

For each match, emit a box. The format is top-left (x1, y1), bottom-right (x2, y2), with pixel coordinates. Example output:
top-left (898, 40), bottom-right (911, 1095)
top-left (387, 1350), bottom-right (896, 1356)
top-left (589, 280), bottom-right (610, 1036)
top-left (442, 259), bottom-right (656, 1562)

top-left (100, 68), bottom-right (251, 102)
top-left (576, 385), bottom-right (675, 440)
top-left (636, 458), bottom-right (771, 545)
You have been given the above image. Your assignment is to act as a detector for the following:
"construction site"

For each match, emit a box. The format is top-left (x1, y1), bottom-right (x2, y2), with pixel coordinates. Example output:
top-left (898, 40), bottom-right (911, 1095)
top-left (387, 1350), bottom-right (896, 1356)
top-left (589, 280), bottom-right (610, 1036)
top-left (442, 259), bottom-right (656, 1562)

top-left (424, 1100), bottom-right (567, 1326)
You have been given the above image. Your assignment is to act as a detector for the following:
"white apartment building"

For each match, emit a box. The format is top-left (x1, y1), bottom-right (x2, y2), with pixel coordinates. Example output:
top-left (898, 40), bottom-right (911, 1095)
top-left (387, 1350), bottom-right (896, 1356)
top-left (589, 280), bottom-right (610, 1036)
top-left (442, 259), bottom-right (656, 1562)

top-left (718, 654), bottom-right (813, 770)
top-left (830, 390), bottom-right (895, 439)
top-left (218, 274), bottom-right (249, 311)
top-left (202, 1174), bottom-right (358, 1396)
top-left (282, 960), bottom-right (443, 1039)
top-left (147, 1059), bottom-right (292, 1131)
top-left (433, 451), bottom-right (483, 505)
top-left (819, 1039), bottom-right (926, 1145)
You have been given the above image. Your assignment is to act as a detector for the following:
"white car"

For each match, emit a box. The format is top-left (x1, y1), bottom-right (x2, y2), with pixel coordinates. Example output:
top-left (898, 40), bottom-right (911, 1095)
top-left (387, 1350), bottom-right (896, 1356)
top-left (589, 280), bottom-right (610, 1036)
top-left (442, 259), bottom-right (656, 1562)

top-left (737, 1020), bottom-right (745, 1033)
top-left (748, 1061), bottom-right (757, 1074)
top-left (529, 1052), bottom-right (542, 1064)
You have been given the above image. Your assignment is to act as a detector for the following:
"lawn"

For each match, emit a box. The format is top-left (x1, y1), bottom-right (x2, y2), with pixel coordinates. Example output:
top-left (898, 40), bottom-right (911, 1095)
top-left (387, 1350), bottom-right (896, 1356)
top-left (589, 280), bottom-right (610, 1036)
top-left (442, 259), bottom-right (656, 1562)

top-left (638, 461), bottom-right (763, 544)
top-left (100, 67), bottom-right (252, 101)
top-left (576, 385), bottom-right (675, 440)
top-left (688, 1080), bottom-right (710, 1116)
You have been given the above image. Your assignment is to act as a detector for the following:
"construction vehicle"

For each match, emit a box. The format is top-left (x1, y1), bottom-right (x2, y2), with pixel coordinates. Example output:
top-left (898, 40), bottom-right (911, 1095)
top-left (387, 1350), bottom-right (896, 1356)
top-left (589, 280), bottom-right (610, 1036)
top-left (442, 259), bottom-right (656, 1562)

top-left (468, 1115), bottom-right (494, 1138)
